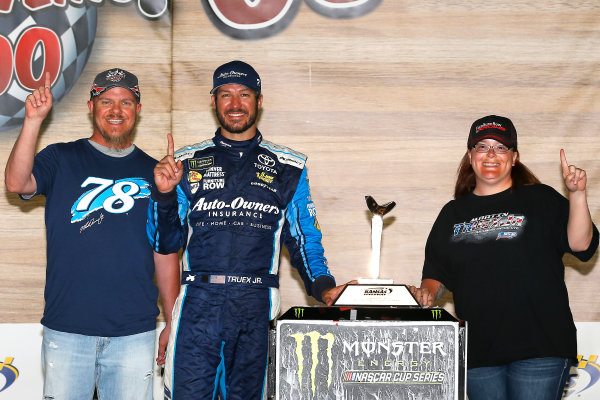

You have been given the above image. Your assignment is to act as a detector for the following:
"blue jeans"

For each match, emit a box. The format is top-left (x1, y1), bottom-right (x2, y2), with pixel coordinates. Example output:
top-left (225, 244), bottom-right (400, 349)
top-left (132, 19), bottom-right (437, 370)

top-left (467, 357), bottom-right (572, 400)
top-left (41, 327), bottom-right (155, 400)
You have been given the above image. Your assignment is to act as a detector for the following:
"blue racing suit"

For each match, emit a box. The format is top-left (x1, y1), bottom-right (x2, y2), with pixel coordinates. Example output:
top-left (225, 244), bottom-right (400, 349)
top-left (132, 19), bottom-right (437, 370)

top-left (147, 130), bottom-right (336, 399)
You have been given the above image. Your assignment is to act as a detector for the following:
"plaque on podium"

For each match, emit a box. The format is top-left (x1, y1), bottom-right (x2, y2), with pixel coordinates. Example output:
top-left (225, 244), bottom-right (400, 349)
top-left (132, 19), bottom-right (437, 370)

top-left (269, 307), bottom-right (467, 400)
top-left (334, 284), bottom-right (419, 307)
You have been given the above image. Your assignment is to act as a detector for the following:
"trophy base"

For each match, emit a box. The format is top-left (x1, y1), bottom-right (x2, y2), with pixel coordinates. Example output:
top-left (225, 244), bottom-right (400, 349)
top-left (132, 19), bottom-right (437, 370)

top-left (333, 282), bottom-right (419, 307)
top-left (357, 278), bottom-right (394, 284)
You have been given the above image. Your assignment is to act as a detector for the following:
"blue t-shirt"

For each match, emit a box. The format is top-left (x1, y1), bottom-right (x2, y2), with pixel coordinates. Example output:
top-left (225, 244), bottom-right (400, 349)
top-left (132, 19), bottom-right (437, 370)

top-left (27, 138), bottom-right (159, 336)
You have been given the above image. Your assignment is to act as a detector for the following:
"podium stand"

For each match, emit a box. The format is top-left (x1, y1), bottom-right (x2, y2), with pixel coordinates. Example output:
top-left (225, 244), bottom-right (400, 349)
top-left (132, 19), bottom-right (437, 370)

top-left (269, 307), bottom-right (466, 400)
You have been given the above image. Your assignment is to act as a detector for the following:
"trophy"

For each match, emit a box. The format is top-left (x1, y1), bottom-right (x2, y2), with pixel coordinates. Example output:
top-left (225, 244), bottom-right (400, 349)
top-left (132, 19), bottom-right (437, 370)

top-left (333, 196), bottom-right (418, 307)
top-left (361, 195), bottom-right (396, 284)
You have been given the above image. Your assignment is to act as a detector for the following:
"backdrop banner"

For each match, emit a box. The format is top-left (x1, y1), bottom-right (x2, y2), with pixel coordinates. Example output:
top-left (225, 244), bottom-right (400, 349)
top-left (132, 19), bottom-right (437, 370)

top-left (1, 322), bottom-right (599, 398)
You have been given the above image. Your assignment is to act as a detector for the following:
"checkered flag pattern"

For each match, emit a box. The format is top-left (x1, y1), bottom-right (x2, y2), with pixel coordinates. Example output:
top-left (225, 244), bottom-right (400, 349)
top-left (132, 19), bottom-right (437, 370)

top-left (0, 5), bottom-right (97, 132)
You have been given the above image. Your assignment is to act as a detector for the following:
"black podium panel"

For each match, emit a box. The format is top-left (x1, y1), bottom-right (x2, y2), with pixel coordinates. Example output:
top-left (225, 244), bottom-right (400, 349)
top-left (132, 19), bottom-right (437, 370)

top-left (270, 306), bottom-right (466, 400)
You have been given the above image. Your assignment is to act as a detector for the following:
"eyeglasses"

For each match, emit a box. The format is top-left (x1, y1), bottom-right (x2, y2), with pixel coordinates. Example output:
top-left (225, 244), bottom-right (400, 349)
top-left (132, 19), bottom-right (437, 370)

top-left (472, 143), bottom-right (511, 154)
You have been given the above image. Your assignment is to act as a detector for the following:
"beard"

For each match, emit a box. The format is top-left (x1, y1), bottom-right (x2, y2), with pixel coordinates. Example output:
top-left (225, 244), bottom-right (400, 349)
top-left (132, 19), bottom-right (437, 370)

top-left (215, 102), bottom-right (259, 135)
top-left (93, 118), bottom-right (135, 149)
top-left (99, 129), bottom-right (133, 148)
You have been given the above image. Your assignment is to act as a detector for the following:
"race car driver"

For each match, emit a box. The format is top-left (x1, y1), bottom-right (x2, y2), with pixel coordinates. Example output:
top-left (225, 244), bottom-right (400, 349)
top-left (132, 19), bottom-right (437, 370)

top-left (147, 60), bottom-right (351, 399)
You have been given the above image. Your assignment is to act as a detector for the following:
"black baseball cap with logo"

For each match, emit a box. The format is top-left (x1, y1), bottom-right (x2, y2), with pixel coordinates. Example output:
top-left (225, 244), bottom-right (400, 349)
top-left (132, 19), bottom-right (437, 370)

top-left (468, 115), bottom-right (517, 150)
top-left (210, 60), bottom-right (261, 94)
top-left (90, 68), bottom-right (140, 101)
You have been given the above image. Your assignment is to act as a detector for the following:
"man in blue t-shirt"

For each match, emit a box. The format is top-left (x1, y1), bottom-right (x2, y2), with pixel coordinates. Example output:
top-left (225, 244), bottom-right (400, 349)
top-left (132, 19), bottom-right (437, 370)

top-left (5, 69), bottom-right (179, 400)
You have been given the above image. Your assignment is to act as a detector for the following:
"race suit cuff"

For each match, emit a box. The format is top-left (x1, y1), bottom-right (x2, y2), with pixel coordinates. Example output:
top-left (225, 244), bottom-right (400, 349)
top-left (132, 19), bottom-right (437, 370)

top-left (312, 275), bottom-right (336, 303)
top-left (151, 187), bottom-right (177, 204)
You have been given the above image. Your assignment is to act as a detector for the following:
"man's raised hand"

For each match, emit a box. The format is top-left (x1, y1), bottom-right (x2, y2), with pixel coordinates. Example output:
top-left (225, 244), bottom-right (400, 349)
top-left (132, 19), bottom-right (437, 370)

top-left (25, 71), bottom-right (53, 122)
top-left (154, 134), bottom-right (184, 193)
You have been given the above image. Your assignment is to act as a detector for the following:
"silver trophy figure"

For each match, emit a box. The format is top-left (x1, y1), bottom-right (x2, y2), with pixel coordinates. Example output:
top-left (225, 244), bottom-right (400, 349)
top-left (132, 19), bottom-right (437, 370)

top-left (332, 195), bottom-right (419, 306)
top-left (360, 195), bottom-right (396, 284)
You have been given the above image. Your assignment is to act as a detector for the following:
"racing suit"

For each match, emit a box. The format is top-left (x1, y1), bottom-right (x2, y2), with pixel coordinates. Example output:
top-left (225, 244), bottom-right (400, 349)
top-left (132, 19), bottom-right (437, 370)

top-left (147, 130), bottom-right (336, 399)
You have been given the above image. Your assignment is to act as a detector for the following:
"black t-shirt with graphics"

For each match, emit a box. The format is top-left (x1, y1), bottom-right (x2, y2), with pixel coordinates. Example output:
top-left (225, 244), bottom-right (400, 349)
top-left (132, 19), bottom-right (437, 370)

top-left (422, 184), bottom-right (599, 369)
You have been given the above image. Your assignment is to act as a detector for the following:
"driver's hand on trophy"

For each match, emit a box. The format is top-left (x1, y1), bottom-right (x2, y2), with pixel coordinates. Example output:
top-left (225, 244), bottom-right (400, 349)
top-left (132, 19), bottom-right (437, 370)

top-left (408, 285), bottom-right (434, 307)
top-left (322, 280), bottom-right (358, 306)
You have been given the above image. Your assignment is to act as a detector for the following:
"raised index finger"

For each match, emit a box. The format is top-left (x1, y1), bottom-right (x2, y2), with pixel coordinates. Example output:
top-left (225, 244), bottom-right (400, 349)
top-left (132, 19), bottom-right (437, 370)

top-left (167, 133), bottom-right (174, 156)
top-left (44, 71), bottom-right (51, 89)
top-left (560, 149), bottom-right (569, 175)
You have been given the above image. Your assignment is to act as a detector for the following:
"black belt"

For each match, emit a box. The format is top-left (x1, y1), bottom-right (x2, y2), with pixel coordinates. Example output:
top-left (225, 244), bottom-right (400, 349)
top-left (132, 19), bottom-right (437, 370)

top-left (181, 272), bottom-right (279, 288)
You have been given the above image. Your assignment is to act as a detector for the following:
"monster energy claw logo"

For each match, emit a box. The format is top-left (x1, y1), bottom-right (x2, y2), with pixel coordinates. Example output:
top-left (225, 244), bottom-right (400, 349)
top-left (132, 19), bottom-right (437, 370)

top-left (431, 309), bottom-right (442, 320)
top-left (289, 331), bottom-right (335, 398)
top-left (294, 308), bottom-right (304, 318)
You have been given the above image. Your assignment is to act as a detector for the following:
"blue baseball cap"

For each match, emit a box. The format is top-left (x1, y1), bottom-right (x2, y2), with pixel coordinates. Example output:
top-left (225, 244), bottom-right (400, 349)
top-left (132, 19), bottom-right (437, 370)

top-left (210, 60), bottom-right (261, 94)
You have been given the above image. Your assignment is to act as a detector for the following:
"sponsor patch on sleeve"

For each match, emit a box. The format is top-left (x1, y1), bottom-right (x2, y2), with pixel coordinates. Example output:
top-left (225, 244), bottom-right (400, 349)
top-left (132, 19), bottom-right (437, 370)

top-left (189, 157), bottom-right (214, 170)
